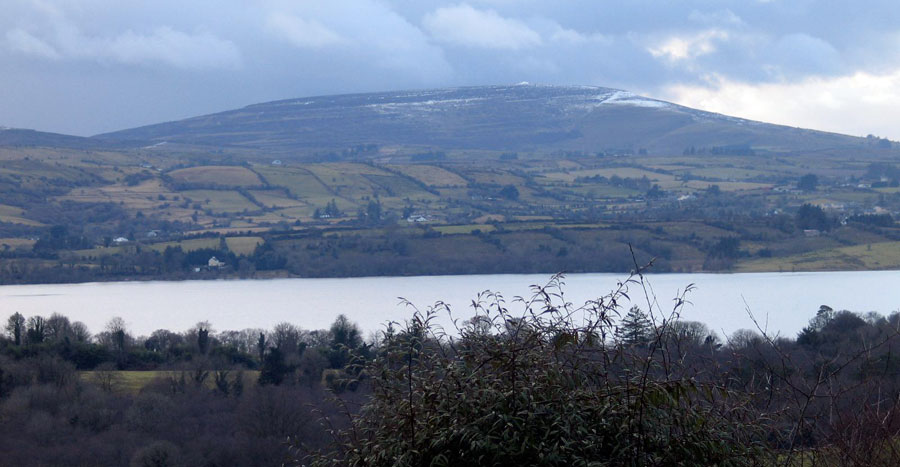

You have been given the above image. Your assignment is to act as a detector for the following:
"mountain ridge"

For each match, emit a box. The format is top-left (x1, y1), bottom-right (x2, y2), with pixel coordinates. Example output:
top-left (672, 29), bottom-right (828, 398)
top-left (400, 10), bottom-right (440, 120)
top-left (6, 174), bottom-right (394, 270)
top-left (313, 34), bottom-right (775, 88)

top-left (91, 84), bottom-right (872, 157)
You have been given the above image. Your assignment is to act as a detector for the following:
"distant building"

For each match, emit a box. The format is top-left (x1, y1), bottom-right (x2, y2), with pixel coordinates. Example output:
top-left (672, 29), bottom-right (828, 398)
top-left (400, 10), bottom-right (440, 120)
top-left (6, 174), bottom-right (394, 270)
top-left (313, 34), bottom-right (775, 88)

top-left (208, 256), bottom-right (225, 268)
top-left (113, 237), bottom-right (129, 244)
top-left (803, 229), bottom-right (821, 237)
top-left (271, 160), bottom-right (283, 166)
top-left (146, 230), bottom-right (160, 238)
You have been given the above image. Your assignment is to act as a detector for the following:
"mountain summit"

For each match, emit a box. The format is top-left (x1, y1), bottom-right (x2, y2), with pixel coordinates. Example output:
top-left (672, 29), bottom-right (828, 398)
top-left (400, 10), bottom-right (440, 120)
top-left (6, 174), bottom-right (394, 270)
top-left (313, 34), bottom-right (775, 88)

top-left (96, 84), bottom-right (867, 156)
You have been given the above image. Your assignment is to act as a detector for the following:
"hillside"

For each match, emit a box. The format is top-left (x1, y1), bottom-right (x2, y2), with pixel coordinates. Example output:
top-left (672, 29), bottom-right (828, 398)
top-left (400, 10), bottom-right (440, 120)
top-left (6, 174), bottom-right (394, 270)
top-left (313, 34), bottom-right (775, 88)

top-left (0, 127), bottom-right (106, 150)
top-left (94, 84), bottom-right (870, 156)
top-left (2, 84), bottom-right (900, 284)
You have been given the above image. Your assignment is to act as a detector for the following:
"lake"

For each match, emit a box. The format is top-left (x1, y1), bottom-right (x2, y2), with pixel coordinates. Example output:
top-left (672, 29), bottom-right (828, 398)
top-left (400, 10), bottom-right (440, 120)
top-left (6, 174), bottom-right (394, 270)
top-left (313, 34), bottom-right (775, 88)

top-left (1, 271), bottom-right (897, 339)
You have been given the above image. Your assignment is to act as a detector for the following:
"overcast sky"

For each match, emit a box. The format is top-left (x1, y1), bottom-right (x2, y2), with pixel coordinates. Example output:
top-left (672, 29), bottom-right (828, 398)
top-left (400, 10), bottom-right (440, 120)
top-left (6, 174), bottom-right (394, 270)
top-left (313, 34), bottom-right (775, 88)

top-left (2, 0), bottom-right (900, 139)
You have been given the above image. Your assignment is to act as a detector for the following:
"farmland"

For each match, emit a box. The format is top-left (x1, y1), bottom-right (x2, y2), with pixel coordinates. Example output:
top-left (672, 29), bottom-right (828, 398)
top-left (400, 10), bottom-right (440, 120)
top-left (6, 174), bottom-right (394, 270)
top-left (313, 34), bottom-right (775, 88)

top-left (2, 139), bottom-right (900, 283)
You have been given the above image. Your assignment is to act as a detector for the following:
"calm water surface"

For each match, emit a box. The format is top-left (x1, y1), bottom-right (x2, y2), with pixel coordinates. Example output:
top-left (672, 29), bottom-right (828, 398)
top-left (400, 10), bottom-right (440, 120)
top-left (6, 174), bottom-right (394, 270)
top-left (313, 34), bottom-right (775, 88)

top-left (1, 271), bottom-right (897, 338)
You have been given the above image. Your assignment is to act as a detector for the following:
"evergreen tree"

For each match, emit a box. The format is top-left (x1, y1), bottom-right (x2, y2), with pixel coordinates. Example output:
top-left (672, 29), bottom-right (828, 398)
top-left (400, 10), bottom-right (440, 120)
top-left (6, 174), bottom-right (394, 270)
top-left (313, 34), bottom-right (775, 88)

top-left (198, 326), bottom-right (210, 355)
top-left (258, 348), bottom-right (291, 385)
top-left (256, 332), bottom-right (266, 361)
top-left (616, 306), bottom-right (652, 347)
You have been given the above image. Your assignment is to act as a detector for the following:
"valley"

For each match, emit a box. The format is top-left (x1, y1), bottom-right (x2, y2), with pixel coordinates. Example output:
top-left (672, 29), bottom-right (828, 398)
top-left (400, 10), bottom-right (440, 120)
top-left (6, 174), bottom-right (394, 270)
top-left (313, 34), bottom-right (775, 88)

top-left (1, 137), bottom-right (900, 282)
top-left (2, 85), bottom-right (900, 283)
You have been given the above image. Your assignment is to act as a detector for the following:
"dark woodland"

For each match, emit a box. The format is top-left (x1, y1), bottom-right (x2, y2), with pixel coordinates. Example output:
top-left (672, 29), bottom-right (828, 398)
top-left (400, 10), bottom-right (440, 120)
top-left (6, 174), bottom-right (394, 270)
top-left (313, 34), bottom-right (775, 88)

top-left (3, 266), bottom-right (900, 466)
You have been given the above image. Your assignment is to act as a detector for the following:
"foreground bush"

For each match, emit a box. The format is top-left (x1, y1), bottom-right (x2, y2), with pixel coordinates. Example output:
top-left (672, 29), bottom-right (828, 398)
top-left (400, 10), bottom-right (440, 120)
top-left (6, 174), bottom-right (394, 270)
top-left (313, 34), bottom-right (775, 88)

top-left (309, 273), bottom-right (766, 466)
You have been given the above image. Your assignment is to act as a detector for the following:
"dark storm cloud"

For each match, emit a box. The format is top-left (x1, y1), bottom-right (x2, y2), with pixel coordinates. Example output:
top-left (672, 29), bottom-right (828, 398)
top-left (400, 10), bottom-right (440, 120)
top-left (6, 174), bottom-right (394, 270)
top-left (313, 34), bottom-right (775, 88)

top-left (1, 0), bottom-right (898, 137)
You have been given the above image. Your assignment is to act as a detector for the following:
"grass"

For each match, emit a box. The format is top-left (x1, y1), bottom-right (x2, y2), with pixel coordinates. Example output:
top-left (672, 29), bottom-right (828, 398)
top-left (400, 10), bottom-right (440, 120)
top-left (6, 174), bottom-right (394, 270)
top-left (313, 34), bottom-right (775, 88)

top-left (364, 173), bottom-right (437, 200)
top-left (60, 179), bottom-right (181, 213)
top-left (248, 189), bottom-right (304, 208)
top-left (538, 167), bottom-right (676, 184)
top-left (254, 166), bottom-right (335, 200)
top-left (434, 224), bottom-right (496, 235)
top-left (180, 190), bottom-right (258, 214)
top-left (569, 185), bottom-right (640, 198)
top-left (683, 180), bottom-right (773, 192)
top-left (151, 237), bottom-right (220, 252)
top-left (225, 236), bottom-right (264, 255)
top-left (0, 237), bottom-right (36, 249)
top-left (688, 167), bottom-right (773, 179)
top-left (168, 166), bottom-right (263, 187)
top-left (386, 164), bottom-right (468, 187)
top-left (737, 240), bottom-right (900, 272)
top-left (0, 204), bottom-right (45, 226)
top-left (464, 169), bottom-right (526, 186)
top-left (305, 163), bottom-right (406, 200)
top-left (70, 236), bottom-right (263, 258)
top-left (79, 370), bottom-right (260, 394)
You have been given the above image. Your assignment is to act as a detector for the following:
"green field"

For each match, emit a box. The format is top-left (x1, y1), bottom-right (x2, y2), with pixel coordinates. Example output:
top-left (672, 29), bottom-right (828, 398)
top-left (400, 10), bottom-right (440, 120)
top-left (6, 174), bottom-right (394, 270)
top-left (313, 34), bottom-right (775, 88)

top-left (248, 189), bottom-right (304, 208)
top-left (387, 164), bottom-right (468, 187)
top-left (180, 190), bottom-right (258, 214)
top-left (0, 204), bottom-right (45, 226)
top-left (225, 236), bottom-right (264, 255)
top-left (738, 241), bottom-right (900, 272)
top-left (253, 166), bottom-right (336, 202)
top-left (70, 236), bottom-right (264, 259)
top-left (79, 370), bottom-right (259, 394)
top-left (434, 224), bottom-right (496, 234)
top-left (168, 165), bottom-right (263, 186)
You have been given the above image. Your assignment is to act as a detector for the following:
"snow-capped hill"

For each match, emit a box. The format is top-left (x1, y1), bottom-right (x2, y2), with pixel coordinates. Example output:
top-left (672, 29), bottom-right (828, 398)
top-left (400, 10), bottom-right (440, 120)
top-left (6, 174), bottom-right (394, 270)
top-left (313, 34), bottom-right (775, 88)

top-left (95, 84), bottom-right (869, 156)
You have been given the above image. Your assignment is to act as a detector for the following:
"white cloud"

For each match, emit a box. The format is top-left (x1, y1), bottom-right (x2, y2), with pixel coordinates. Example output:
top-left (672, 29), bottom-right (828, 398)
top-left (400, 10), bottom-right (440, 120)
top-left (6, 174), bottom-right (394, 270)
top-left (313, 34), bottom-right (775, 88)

top-left (765, 33), bottom-right (841, 77)
top-left (423, 4), bottom-right (542, 50)
top-left (688, 9), bottom-right (742, 26)
top-left (261, 0), bottom-right (452, 81)
top-left (549, 27), bottom-right (609, 45)
top-left (648, 29), bottom-right (729, 62)
top-left (662, 70), bottom-right (900, 140)
top-left (5, 28), bottom-right (60, 59)
top-left (97, 27), bottom-right (242, 69)
top-left (3, 4), bottom-right (241, 70)
top-left (3, 0), bottom-right (900, 136)
top-left (266, 12), bottom-right (345, 49)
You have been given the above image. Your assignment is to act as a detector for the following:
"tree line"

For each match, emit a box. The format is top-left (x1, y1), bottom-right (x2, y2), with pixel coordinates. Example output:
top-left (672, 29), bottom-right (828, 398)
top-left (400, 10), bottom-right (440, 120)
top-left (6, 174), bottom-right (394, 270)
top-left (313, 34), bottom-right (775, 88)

top-left (4, 270), bottom-right (900, 465)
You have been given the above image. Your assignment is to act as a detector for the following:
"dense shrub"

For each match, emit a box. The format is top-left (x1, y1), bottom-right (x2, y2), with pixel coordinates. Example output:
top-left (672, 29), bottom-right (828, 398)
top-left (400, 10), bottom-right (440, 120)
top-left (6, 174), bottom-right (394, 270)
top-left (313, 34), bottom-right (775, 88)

top-left (309, 273), bottom-right (765, 466)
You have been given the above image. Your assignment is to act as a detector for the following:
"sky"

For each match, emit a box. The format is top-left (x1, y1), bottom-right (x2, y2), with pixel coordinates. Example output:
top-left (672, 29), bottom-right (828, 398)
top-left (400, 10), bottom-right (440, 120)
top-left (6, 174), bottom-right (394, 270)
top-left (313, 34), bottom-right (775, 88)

top-left (2, 0), bottom-right (900, 139)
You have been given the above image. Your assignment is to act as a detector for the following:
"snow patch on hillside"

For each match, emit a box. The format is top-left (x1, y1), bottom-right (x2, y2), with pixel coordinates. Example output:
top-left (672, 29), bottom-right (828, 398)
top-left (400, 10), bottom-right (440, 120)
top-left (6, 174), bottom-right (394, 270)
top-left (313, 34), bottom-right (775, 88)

top-left (365, 97), bottom-right (486, 114)
top-left (602, 91), bottom-right (670, 108)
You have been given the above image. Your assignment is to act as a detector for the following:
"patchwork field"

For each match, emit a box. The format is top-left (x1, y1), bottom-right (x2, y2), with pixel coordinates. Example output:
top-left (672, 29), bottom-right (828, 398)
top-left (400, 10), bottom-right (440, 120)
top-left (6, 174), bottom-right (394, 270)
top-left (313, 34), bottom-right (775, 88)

top-left (168, 165), bottom-right (263, 187)
top-left (224, 236), bottom-right (264, 255)
top-left (60, 179), bottom-right (180, 211)
top-left (738, 241), bottom-right (900, 272)
top-left (0, 237), bottom-right (36, 249)
top-left (0, 204), bottom-right (44, 226)
top-left (69, 236), bottom-right (264, 259)
top-left (4, 138), bottom-right (900, 282)
top-left (180, 190), bottom-right (258, 214)
top-left (253, 166), bottom-right (334, 201)
top-left (248, 189), bottom-right (304, 208)
top-left (387, 164), bottom-right (468, 187)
